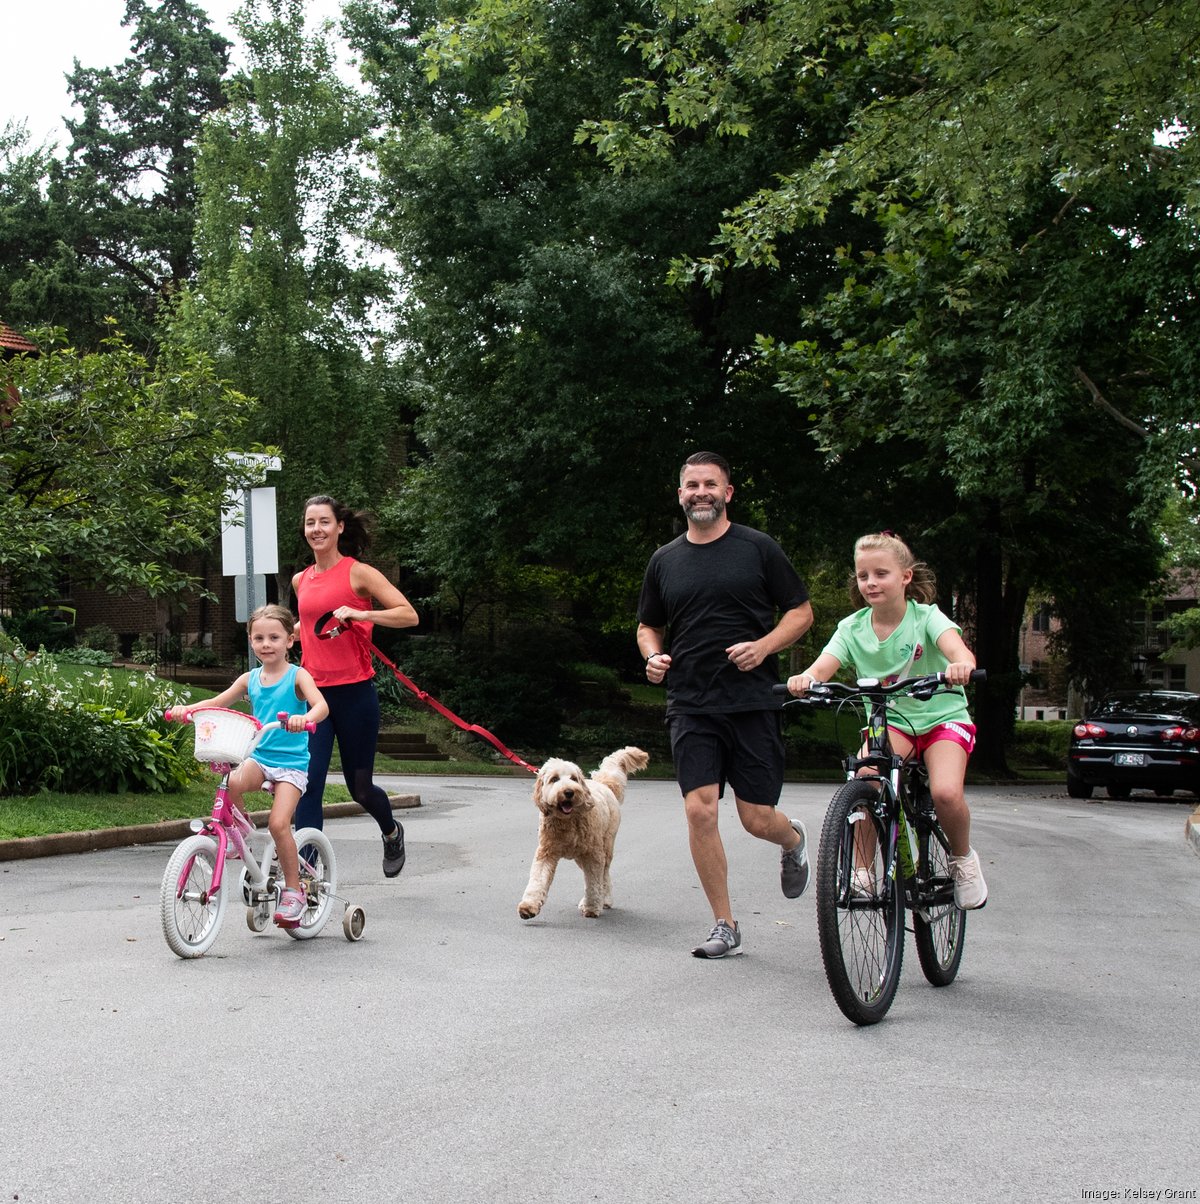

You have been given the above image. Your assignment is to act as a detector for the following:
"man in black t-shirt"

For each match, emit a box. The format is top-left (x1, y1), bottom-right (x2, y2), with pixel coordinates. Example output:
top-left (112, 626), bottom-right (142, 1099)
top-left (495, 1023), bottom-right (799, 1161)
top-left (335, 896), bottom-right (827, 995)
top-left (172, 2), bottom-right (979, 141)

top-left (637, 452), bottom-right (814, 959)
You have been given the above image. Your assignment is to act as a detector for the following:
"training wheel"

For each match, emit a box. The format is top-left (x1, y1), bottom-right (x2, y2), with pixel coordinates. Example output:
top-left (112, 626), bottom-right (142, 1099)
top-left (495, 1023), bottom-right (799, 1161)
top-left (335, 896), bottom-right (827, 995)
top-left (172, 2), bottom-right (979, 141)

top-left (342, 905), bottom-right (366, 941)
top-left (246, 905), bottom-right (270, 933)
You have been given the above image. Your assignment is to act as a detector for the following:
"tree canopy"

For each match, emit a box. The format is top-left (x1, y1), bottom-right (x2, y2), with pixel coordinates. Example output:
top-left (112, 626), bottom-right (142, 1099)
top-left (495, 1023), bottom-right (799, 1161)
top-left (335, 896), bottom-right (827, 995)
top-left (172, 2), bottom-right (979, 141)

top-left (0, 329), bottom-right (259, 602)
top-left (172, 0), bottom-right (399, 549)
top-left (1, 0), bottom-right (1196, 763)
top-left (28, 0), bottom-right (230, 349)
top-left (398, 0), bottom-right (1199, 761)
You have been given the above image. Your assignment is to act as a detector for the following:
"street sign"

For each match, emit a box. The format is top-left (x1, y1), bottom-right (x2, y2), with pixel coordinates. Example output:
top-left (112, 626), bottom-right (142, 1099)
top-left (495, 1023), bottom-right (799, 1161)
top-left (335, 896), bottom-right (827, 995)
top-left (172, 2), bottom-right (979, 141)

top-left (233, 574), bottom-right (268, 622)
top-left (221, 487), bottom-right (280, 576)
top-left (219, 454), bottom-right (282, 665)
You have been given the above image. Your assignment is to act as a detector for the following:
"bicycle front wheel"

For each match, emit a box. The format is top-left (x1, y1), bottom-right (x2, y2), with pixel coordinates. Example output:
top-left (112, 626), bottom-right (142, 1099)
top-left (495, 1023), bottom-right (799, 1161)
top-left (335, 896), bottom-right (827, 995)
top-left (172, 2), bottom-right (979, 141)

top-left (160, 834), bottom-right (228, 959)
top-left (287, 827), bottom-right (338, 940)
top-left (913, 825), bottom-right (966, 986)
top-left (815, 780), bottom-right (904, 1025)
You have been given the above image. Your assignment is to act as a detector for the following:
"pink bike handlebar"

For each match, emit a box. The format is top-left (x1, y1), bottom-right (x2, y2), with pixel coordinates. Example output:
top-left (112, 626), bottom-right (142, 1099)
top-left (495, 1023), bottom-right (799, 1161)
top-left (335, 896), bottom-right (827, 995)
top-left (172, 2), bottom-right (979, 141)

top-left (164, 708), bottom-right (317, 733)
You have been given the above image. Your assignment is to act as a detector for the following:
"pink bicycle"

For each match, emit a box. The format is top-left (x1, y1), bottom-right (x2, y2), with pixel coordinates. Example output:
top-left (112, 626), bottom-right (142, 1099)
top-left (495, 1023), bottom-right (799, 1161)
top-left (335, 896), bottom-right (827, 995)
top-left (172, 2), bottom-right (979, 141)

top-left (159, 707), bottom-right (365, 958)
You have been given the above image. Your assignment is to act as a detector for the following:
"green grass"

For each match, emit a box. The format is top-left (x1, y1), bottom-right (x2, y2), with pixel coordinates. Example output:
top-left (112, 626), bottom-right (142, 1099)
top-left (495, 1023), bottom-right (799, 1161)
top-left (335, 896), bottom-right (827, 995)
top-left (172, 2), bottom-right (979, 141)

top-left (1, 668), bottom-right (1064, 841)
top-left (372, 754), bottom-right (526, 776)
top-left (0, 780), bottom-right (354, 840)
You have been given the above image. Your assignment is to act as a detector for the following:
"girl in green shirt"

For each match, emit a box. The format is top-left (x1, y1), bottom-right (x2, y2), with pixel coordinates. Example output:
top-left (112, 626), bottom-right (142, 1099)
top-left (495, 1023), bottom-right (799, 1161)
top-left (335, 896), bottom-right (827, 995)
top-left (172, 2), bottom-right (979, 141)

top-left (787, 532), bottom-right (988, 909)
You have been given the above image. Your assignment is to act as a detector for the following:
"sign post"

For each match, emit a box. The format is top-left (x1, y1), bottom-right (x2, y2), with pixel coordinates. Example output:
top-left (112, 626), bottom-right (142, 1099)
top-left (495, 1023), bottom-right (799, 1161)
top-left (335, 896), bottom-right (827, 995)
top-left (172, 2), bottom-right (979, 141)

top-left (220, 454), bottom-right (282, 665)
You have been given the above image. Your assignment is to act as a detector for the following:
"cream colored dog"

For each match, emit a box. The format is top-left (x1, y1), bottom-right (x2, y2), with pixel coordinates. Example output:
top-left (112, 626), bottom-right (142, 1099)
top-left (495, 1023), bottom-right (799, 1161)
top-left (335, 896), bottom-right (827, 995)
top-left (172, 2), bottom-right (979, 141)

top-left (518, 746), bottom-right (649, 920)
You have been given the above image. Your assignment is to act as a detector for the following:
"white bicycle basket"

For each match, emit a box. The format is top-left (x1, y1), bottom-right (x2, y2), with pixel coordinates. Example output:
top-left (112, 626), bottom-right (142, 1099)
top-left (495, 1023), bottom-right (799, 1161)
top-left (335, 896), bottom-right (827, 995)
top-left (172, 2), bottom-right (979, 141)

top-left (190, 708), bottom-right (262, 764)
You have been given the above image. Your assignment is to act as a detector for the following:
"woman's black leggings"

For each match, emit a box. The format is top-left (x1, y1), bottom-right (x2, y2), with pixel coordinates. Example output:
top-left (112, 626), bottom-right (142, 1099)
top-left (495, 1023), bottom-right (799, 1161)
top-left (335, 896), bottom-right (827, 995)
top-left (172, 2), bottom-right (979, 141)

top-left (294, 678), bottom-right (394, 833)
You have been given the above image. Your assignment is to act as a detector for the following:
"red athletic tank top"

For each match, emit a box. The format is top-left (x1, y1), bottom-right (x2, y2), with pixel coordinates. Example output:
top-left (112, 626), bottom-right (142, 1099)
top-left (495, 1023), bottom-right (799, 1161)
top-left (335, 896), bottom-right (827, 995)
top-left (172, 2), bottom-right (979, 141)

top-left (295, 557), bottom-right (375, 686)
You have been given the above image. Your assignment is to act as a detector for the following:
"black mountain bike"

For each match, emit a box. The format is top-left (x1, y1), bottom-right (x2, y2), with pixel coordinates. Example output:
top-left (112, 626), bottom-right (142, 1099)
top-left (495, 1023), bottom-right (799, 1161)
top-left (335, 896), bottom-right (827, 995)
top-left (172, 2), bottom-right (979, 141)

top-left (777, 670), bottom-right (986, 1025)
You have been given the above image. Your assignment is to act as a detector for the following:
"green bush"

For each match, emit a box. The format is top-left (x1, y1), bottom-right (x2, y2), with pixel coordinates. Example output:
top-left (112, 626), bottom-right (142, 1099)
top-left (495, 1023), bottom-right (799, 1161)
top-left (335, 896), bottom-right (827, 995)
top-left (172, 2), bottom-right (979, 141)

top-left (570, 662), bottom-right (623, 693)
top-left (1010, 720), bottom-right (1073, 766)
top-left (0, 656), bottom-right (200, 796)
top-left (81, 624), bottom-right (120, 654)
top-left (6, 610), bottom-right (74, 652)
top-left (56, 647), bottom-right (115, 666)
top-left (398, 629), bottom-right (585, 751)
top-left (181, 645), bottom-right (220, 668)
top-left (0, 673), bottom-right (65, 796)
top-left (128, 633), bottom-right (159, 664)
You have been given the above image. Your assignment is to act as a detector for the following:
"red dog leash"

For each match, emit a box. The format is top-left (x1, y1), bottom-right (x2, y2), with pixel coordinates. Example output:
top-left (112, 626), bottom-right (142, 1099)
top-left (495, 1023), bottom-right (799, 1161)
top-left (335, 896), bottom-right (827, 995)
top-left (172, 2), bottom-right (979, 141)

top-left (314, 611), bottom-right (540, 776)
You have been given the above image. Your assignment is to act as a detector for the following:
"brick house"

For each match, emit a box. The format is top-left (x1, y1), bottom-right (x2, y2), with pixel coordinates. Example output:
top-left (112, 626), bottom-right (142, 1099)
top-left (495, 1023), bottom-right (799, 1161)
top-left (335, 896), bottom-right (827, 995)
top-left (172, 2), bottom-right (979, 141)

top-left (1, 317), bottom-right (38, 413)
top-left (1019, 579), bottom-right (1200, 719)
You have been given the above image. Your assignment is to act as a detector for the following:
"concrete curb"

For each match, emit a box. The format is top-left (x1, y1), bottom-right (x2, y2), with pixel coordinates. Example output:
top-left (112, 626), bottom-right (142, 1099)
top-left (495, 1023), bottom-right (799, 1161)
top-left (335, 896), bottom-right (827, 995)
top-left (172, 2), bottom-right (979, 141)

top-left (0, 794), bottom-right (420, 862)
top-left (1187, 805), bottom-right (1200, 859)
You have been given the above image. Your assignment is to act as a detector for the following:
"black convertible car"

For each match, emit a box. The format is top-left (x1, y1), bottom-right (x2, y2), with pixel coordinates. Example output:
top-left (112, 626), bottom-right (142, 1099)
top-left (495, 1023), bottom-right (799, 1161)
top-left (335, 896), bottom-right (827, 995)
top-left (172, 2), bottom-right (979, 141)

top-left (1067, 690), bottom-right (1200, 800)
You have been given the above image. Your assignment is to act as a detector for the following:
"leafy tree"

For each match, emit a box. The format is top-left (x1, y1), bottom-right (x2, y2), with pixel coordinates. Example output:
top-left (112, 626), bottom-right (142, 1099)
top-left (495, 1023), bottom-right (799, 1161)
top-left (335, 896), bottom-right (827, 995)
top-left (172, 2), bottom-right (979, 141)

top-left (1159, 498), bottom-right (1200, 651)
top-left (0, 125), bottom-right (57, 333)
top-left (0, 328), bottom-right (260, 604)
top-left (413, 0), bottom-right (1197, 765)
top-left (346, 0), bottom-right (840, 639)
top-left (173, 0), bottom-right (398, 549)
top-left (31, 0), bottom-right (233, 349)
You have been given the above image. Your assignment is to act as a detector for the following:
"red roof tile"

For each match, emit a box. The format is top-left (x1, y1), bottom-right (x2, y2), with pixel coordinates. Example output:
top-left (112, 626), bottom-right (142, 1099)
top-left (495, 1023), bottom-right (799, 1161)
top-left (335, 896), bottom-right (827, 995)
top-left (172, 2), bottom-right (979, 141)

top-left (0, 319), bottom-right (38, 353)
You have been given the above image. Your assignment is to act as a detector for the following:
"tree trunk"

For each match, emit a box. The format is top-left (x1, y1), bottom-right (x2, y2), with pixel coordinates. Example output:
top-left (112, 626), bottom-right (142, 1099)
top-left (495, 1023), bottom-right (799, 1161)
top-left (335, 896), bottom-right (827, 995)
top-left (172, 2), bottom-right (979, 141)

top-left (969, 524), bottom-right (1028, 777)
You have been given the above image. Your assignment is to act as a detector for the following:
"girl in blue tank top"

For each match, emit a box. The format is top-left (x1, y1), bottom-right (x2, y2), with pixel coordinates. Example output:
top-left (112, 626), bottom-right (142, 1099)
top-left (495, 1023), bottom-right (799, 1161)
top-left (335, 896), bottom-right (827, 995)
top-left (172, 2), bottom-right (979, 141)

top-left (173, 605), bottom-right (329, 928)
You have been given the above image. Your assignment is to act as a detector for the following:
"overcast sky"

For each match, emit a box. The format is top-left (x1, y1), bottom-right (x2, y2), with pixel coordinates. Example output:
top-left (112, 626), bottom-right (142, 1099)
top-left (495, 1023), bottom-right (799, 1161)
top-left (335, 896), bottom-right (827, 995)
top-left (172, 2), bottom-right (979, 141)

top-left (1, 0), bottom-right (352, 149)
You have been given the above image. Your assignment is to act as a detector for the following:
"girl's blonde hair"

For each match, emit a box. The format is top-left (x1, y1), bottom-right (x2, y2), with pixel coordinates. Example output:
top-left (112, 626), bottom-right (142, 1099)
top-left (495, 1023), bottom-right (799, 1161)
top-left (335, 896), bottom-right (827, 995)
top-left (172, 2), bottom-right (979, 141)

top-left (849, 531), bottom-right (938, 608)
top-left (247, 603), bottom-right (297, 636)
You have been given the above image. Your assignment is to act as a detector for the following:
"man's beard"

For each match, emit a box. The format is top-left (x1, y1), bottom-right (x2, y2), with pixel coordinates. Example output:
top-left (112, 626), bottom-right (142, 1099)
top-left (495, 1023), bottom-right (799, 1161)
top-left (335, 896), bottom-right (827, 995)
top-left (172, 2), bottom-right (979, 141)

top-left (684, 497), bottom-right (726, 524)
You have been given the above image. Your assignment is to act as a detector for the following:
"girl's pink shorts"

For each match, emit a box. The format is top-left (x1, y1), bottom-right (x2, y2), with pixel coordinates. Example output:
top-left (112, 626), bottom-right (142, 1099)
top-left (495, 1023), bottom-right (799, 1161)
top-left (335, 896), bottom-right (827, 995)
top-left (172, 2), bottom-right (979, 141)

top-left (888, 721), bottom-right (977, 758)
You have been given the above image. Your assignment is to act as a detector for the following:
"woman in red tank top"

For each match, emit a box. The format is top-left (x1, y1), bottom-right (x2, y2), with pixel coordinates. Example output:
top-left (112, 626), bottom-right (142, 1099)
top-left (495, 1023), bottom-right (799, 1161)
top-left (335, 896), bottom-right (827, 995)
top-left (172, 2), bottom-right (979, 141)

top-left (291, 495), bottom-right (419, 877)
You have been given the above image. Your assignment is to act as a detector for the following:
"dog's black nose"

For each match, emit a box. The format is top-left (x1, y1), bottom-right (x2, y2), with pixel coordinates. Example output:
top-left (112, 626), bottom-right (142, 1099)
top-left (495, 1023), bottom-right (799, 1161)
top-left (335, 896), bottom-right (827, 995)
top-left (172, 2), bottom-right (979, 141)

top-left (562, 787), bottom-right (575, 799)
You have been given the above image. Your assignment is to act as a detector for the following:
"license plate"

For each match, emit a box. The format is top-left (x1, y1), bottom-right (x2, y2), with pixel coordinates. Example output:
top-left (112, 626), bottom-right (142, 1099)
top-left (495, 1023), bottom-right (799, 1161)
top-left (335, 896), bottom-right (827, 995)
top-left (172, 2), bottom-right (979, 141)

top-left (1115, 753), bottom-right (1145, 767)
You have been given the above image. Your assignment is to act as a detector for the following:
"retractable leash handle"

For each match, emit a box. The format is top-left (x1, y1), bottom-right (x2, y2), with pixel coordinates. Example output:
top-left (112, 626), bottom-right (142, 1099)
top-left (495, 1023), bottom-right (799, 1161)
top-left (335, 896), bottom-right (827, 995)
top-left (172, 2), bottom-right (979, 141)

top-left (312, 610), bottom-right (541, 775)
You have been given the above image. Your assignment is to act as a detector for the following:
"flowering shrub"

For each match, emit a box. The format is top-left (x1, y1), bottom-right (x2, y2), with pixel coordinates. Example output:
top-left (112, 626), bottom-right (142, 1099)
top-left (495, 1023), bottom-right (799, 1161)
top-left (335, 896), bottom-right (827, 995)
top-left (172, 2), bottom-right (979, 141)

top-left (0, 649), bottom-right (202, 796)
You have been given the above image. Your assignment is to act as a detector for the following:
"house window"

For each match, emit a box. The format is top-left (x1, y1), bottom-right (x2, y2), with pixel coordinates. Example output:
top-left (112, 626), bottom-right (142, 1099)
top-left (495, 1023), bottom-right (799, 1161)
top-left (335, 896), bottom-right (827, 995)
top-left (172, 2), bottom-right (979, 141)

top-left (1148, 604), bottom-right (1168, 648)
top-left (1167, 664), bottom-right (1187, 691)
top-left (1031, 604), bottom-right (1053, 634)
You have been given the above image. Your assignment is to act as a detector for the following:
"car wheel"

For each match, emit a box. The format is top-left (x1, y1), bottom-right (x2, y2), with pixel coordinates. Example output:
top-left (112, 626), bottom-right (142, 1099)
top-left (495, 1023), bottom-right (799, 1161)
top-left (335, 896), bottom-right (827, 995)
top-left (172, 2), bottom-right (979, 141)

top-left (1106, 784), bottom-right (1132, 800)
top-left (1152, 784), bottom-right (1175, 798)
top-left (1066, 771), bottom-right (1093, 799)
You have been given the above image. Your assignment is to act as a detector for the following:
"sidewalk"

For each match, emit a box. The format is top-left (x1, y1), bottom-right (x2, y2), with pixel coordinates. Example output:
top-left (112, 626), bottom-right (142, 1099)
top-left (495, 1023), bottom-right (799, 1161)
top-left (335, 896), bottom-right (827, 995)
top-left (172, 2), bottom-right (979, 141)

top-left (0, 791), bottom-right (420, 862)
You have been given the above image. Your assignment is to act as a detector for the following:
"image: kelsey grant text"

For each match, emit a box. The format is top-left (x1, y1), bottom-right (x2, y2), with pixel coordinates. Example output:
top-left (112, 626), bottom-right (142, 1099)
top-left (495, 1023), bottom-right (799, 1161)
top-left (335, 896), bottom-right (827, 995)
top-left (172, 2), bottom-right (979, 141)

top-left (1082, 1191), bottom-right (1198, 1202)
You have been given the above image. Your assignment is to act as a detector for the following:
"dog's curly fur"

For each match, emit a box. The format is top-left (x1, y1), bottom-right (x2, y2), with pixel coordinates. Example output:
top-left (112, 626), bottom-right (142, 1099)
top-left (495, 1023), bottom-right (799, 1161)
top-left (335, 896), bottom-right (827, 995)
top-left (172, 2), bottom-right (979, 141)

top-left (518, 746), bottom-right (649, 920)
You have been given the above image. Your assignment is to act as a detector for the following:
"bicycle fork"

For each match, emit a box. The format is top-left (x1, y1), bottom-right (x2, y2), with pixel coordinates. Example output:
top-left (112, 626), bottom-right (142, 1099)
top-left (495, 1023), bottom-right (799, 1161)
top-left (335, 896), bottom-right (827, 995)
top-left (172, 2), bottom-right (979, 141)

top-left (173, 785), bottom-right (255, 901)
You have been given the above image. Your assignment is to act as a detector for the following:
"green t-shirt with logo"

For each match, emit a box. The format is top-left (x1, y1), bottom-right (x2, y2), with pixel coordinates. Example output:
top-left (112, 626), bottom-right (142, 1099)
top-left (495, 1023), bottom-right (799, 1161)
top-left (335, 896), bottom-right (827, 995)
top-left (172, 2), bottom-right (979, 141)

top-left (823, 600), bottom-right (971, 735)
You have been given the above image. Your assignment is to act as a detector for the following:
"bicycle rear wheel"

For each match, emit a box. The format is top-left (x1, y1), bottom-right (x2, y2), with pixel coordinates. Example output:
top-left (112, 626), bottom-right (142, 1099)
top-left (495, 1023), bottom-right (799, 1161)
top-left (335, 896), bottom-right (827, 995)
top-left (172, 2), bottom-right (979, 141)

top-left (160, 834), bottom-right (228, 958)
top-left (815, 780), bottom-right (904, 1025)
top-left (912, 825), bottom-right (966, 986)
top-left (287, 827), bottom-right (338, 940)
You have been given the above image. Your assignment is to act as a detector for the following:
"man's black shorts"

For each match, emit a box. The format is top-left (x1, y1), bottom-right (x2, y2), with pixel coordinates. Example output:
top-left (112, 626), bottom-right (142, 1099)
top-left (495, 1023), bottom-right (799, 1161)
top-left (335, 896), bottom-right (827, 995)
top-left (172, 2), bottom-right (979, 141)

top-left (668, 710), bottom-right (785, 805)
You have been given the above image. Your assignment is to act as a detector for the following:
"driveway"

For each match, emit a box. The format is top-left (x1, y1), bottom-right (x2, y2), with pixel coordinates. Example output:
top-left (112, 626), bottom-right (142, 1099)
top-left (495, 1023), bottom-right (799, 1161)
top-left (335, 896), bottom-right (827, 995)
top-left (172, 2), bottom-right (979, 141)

top-left (2, 777), bottom-right (1198, 1203)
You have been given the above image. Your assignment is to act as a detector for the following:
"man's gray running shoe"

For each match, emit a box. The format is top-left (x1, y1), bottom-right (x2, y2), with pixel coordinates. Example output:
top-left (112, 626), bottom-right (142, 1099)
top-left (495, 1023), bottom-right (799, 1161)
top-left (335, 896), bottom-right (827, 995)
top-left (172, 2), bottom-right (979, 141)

top-left (781, 818), bottom-right (810, 898)
top-left (382, 822), bottom-right (406, 878)
top-left (692, 918), bottom-right (742, 959)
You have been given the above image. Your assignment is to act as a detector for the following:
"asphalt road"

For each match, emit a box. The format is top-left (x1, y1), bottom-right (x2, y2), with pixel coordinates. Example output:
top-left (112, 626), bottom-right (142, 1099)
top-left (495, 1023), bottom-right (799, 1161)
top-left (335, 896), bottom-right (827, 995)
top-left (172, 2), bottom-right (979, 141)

top-left (2, 774), bottom-right (1198, 1204)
